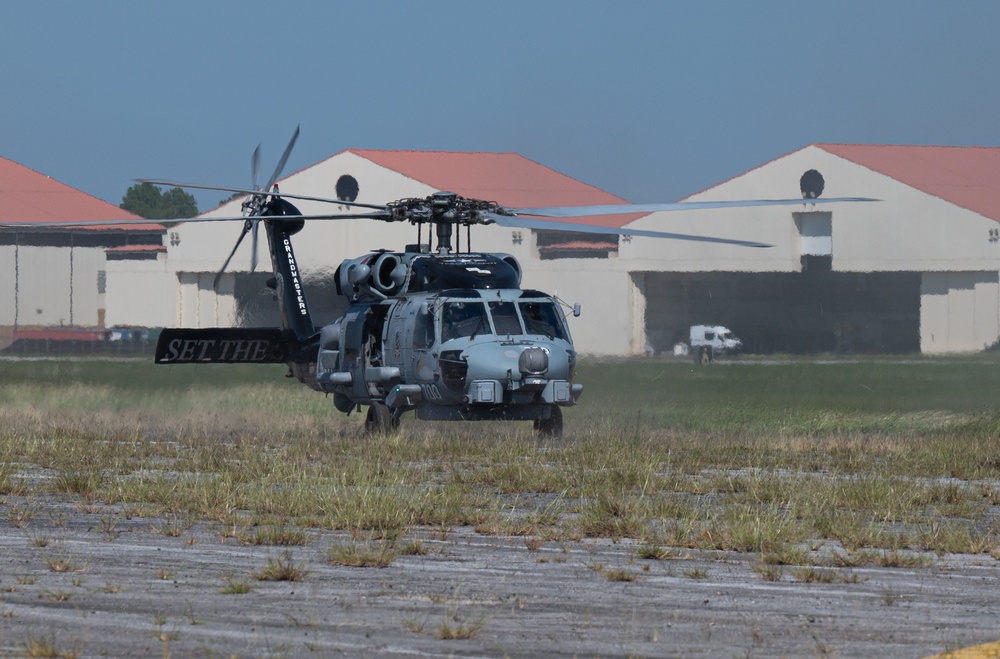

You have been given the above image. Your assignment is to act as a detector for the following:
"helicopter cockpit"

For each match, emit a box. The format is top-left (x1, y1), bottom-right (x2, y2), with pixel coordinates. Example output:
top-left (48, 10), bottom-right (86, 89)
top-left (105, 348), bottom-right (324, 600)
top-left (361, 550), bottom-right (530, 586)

top-left (439, 296), bottom-right (569, 343)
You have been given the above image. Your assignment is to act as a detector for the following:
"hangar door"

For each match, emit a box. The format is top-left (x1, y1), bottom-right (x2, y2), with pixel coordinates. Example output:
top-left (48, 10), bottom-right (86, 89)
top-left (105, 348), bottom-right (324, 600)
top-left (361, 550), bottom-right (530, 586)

top-left (641, 267), bottom-right (921, 354)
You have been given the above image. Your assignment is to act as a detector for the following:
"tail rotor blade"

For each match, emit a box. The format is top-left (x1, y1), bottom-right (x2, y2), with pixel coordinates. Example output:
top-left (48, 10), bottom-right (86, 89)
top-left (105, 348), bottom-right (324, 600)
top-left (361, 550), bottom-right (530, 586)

top-left (185, 127), bottom-right (300, 291)
top-left (265, 125), bottom-right (299, 190)
top-left (213, 221), bottom-right (251, 290)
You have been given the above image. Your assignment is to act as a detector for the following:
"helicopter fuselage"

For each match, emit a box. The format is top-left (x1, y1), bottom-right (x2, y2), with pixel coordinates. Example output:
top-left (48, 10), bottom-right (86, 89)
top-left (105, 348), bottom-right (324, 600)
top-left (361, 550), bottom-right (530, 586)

top-left (312, 249), bottom-right (582, 429)
top-left (317, 287), bottom-right (580, 418)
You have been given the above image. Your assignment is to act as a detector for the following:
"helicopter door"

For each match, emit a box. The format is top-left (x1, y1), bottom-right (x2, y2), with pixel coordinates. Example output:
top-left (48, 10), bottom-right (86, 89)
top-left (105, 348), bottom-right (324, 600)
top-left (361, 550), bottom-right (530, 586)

top-left (362, 304), bottom-right (391, 368)
top-left (339, 310), bottom-right (364, 393)
top-left (353, 302), bottom-right (397, 399)
top-left (407, 300), bottom-right (436, 383)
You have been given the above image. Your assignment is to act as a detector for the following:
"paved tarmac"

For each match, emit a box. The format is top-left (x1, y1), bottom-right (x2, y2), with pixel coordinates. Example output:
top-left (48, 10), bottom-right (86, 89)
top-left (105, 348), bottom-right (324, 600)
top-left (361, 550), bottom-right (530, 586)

top-left (0, 494), bottom-right (998, 657)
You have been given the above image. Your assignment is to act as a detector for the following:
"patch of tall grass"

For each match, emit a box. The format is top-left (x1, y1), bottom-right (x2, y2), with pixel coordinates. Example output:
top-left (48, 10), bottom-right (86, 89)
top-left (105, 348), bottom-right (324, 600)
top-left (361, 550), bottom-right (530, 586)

top-left (2, 357), bottom-right (1000, 559)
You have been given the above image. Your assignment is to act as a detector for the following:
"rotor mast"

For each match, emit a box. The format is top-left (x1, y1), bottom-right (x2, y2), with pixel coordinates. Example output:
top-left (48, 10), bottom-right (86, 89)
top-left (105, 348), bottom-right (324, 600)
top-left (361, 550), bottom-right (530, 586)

top-left (430, 191), bottom-right (458, 254)
top-left (435, 219), bottom-right (454, 254)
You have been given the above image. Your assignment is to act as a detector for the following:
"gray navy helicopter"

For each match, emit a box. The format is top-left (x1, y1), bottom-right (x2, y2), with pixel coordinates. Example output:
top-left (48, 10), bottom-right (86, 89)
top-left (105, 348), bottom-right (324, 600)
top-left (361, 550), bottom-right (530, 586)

top-left (8, 127), bottom-right (875, 436)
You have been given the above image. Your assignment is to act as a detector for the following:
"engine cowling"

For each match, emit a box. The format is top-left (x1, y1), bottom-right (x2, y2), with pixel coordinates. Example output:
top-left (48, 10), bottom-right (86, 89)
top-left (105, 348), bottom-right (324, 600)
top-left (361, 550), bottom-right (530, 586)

top-left (372, 253), bottom-right (404, 294)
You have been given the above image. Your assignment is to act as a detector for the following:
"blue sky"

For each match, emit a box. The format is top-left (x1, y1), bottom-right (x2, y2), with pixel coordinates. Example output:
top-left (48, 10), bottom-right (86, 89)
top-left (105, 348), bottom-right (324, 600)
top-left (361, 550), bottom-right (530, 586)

top-left (2, 1), bottom-right (998, 211)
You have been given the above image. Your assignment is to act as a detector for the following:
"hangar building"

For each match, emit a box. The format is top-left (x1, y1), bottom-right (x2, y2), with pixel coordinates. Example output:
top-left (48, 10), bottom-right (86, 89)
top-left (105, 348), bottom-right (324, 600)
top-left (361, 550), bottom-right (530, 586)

top-left (623, 144), bottom-right (1000, 355)
top-left (0, 156), bottom-right (164, 347)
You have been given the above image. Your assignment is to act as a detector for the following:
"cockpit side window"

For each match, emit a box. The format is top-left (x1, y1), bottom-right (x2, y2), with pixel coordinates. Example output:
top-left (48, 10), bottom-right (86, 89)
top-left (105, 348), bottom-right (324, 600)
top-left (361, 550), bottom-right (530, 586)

top-left (441, 301), bottom-right (488, 342)
top-left (413, 308), bottom-right (435, 349)
top-left (489, 301), bottom-right (522, 336)
top-left (519, 301), bottom-right (567, 340)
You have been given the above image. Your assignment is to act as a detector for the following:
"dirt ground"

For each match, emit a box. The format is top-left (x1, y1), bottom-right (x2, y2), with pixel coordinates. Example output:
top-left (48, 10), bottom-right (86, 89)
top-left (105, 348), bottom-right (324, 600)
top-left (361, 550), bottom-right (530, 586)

top-left (0, 494), bottom-right (998, 658)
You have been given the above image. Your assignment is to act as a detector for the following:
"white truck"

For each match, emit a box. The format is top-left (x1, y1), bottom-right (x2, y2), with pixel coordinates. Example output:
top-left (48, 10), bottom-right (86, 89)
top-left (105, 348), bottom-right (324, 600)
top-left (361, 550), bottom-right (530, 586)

top-left (689, 325), bottom-right (742, 363)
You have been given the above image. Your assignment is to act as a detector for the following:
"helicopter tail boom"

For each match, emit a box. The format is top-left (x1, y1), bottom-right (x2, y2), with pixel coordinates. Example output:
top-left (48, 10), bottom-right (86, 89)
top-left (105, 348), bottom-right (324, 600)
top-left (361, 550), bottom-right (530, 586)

top-left (261, 207), bottom-right (316, 343)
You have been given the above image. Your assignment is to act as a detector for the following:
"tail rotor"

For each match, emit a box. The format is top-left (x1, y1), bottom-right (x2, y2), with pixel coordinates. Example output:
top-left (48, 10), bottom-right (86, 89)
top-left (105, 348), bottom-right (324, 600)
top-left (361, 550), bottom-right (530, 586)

top-left (214, 126), bottom-right (300, 289)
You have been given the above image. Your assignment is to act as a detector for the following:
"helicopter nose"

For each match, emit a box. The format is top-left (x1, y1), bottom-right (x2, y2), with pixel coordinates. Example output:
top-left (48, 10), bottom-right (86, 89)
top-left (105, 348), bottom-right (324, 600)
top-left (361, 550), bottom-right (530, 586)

top-left (518, 346), bottom-right (548, 376)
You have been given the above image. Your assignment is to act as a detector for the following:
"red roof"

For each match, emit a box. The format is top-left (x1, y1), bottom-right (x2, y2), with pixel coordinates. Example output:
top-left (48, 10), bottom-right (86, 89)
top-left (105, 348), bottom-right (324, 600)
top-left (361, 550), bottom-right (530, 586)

top-left (0, 156), bottom-right (163, 231)
top-left (818, 144), bottom-right (1000, 223)
top-left (347, 149), bottom-right (646, 228)
top-left (539, 240), bottom-right (619, 252)
top-left (105, 244), bottom-right (166, 253)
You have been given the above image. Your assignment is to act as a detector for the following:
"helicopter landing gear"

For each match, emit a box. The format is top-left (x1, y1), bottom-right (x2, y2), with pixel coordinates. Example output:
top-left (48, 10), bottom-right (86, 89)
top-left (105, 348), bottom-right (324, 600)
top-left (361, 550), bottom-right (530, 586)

top-left (365, 402), bottom-right (399, 434)
top-left (533, 405), bottom-right (563, 438)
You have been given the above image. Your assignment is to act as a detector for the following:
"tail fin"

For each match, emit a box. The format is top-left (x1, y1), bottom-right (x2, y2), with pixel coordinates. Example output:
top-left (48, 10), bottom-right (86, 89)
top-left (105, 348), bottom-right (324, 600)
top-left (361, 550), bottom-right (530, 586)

top-left (262, 199), bottom-right (315, 342)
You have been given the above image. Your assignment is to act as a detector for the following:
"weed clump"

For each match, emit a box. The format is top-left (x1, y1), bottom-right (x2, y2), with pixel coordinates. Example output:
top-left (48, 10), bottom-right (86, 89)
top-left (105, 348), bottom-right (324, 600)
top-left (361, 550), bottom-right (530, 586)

top-left (254, 551), bottom-right (307, 582)
top-left (326, 539), bottom-right (400, 568)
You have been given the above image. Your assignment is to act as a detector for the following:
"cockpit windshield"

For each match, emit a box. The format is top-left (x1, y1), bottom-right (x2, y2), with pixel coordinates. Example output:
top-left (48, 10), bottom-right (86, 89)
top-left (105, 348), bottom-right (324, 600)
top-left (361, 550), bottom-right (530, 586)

top-left (440, 299), bottom-right (568, 342)
top-left (519, 301), bottom-right (567, 340)
top-left (441, 302), bottom-right (489, 341)
top-left (489, 301), bottom-right (522, 335)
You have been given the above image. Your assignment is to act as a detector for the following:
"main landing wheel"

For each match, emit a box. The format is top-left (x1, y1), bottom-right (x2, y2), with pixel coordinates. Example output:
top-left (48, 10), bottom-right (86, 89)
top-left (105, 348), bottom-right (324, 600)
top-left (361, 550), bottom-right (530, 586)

top-left (364, 402), bottom-right (399, 435)
top-left (533, 405), bottom-right (563, 438)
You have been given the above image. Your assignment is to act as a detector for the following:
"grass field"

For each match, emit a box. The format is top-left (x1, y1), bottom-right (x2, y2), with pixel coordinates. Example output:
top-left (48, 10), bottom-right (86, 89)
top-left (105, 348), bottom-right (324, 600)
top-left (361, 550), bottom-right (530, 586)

top-left (3, 355), bottom-right (1000, 563)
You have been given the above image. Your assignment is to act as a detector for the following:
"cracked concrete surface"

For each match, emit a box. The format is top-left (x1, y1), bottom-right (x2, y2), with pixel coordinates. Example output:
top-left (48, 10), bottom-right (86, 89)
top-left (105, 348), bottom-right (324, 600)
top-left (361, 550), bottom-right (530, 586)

top-left (0, 495), bottom-right (997, 657)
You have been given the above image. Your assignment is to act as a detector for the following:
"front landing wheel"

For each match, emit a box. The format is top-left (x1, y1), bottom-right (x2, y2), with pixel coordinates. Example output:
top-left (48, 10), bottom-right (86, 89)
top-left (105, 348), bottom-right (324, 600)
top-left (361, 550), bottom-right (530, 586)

top-left (365, 402), bottom-right (399, 434)
top-left (533, 405), bottom-right (563, 438)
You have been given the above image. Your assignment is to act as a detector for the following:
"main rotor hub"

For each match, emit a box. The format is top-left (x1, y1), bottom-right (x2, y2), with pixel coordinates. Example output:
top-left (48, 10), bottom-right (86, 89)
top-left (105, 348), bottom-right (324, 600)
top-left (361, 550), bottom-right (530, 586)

top-left (383, 192), bottom-right (510, 253)
top-left (385, 192), bottom-right (507, 227)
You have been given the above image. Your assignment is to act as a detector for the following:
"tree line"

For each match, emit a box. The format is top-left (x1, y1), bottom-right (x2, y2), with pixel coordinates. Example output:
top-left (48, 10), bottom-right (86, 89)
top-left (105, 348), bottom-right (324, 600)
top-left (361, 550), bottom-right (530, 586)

top-left (120, 182), bottom-right (198, 220)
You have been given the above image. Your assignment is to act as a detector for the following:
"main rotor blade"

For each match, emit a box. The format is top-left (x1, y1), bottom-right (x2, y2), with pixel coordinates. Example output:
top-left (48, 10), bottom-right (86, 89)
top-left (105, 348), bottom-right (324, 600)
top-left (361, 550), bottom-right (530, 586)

top-left (135, 179), bottom-right (388, 211)
top-left (0, 212), bottom-right (392, 228)
top-left (249, 220), bottom-right (259, 273)
top-left (484, 213), bottom-right (772, 248)
top-left (213, 222), bottom-right (251, 290)
top-left (506, 197), bottom-right (878, 218)
top-left (264, 125), bottom-right (299, 191)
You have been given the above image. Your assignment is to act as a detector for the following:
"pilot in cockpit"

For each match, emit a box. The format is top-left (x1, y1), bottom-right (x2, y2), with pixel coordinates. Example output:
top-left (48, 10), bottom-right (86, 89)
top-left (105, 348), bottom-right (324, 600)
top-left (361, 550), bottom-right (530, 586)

top-left (523, 303), bottom-right (556, 338)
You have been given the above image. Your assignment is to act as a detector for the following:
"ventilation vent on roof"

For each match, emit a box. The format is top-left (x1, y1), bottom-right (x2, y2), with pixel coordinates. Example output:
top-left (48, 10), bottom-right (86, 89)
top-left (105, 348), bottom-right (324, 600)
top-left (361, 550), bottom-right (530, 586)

top-left (336, 174), bottom-right (359, 202)
top-left (800, 169), bottom-right (824, 199)
top-left (535, 230), bottom-right (619, 261)
top-left (795, 212), bottom-right (832, 257)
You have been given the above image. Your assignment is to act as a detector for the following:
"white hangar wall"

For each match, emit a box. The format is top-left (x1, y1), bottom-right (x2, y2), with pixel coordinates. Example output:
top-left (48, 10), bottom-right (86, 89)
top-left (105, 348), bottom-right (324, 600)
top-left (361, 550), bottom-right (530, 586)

top-left (920, 272), bottom-right (1000, 353)
top-left (677, 146), bottom-right (1000, 272)
top-left (178, 272), bottom-right (238, 328)
top-left (69, 247), bottom-right (106, 327)
top-left (15, 246), bottom-right (59, 325)
top-left (104, 255), bottom-right (177, 328)
top-left (0, 244), bottom-right (106, 328)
